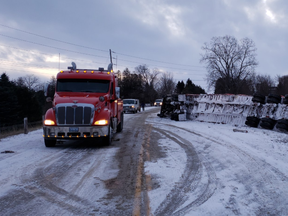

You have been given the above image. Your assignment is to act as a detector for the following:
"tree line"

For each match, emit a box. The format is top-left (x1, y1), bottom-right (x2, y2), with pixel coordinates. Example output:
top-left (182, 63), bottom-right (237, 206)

top-left (0, 66), bottom-right (204, 127)
top-left (118, 65), bottom-right (205, 105)
top-left (0, 73), bottom-right (45, 127)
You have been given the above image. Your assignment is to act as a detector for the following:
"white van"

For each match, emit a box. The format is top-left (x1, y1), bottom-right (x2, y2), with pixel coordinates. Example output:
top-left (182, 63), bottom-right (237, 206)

top-left (123, 99), bottom-right (141, 113)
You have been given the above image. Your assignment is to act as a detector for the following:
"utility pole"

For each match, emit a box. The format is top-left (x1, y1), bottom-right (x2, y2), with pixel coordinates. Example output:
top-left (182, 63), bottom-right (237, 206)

top-left (109, 49), bottom-right (113, 64)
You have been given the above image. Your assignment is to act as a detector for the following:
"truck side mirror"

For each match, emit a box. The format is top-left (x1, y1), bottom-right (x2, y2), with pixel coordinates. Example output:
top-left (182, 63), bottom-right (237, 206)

top-left (115, 87), bottom-right (120, 99)
top-left (46, 97), bottom-right (52, 102)
top-left (44, 84), bottom-right (50, 97)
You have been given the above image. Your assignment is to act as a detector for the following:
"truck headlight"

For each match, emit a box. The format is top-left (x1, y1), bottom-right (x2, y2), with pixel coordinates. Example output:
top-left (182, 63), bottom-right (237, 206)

top-left (94, 120), bottom-right (108, 125)
top-left (44, 120), bottom-right (55, 126)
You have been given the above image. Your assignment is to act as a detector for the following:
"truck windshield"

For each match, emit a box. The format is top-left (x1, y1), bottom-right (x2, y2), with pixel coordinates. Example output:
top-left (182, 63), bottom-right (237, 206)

top-left (57, 79), bottom-right (110, 93)
top-left (123, 100), bottom-right (135, 104)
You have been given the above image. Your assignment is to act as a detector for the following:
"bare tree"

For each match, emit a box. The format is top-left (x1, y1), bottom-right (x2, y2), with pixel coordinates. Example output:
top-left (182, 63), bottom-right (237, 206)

top-left (134, 65), bottom-right (160, 105)
top-left (157, 72), bottom-right (176, 97)
top-left (135, 64), bottom-right (160, 86)
top-left (18, 74), bottom-right (40, 90)
top-left (200, 35), bottom-right (258, 94)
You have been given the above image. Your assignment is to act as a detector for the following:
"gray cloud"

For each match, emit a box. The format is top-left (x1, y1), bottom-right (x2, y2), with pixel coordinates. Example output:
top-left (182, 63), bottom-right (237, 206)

top-left (0, 0), bottom-right (287, 90)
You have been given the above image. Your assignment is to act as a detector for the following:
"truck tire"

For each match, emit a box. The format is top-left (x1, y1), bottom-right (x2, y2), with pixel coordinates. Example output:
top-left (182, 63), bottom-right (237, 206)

top-left (277, 118), bottom-right (288, 126)
top-left (245, 116), bottom-right (260, 128)
top-left (44, 139), bottom-right (56, 147)
top-left (283, 98), bottom-right (288, 104)
top-left (260, 118), bottom-right (276, 130)
top-left (283, 95), bottom-right (288, 104)
top-left (252, 93), bottom-right (266, 104)
top-left (276, 122), bottom-right (288, 131)
top-left (275, 119), bottom-right (288, 131)
top-left (104, 125), bottom-right (112, 146)
top-left (267, 94), bottom-right (281, 104)
top-left (266, 97), bottom-right (279, 104)
top-left (117, 113), bottom-right (124, 132)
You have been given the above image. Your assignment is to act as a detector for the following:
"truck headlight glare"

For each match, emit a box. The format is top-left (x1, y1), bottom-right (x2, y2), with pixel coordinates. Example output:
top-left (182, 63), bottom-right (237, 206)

top-left (94, 120), bottom-right (108, 125)
top-left (44, 120), bottom-right (55, 126)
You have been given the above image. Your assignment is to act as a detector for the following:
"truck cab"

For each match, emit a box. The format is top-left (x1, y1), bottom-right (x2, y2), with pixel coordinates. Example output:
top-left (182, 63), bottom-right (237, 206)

top-left (43, 63), bottom-right (123, 147)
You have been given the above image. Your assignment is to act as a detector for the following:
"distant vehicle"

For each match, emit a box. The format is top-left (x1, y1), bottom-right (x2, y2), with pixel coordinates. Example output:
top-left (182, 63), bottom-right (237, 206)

top-left (123, 99), bottom-right (141, 113)
top-left (154, 99), bottom-right (163, 106)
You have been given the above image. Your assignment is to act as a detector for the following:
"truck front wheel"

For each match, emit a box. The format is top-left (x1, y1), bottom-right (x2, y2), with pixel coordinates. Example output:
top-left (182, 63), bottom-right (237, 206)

top-left (117, 113), bottom-right (124, 132)
top-left (104, 125), bottom-right (112, 146)
top-left (44, 139), bottom-right (56, 147)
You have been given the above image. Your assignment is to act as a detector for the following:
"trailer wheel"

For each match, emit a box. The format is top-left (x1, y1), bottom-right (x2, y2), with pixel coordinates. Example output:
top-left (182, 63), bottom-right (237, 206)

top-left (283, 95), bottom-right (288, 104)
top-left (44, 139), bottom-right (56, 147)
top-left (260, 118), bottom-right (276, 130)
top-left (252, 93), bottom-right (266, 104)
top-left (267, 94), bottom-right (281, 104)
top-left (277, 119), bottom-right (288, 126)
top-left (276, 123), bottom-right (288, 131)
top-left (245, 116), bottom-right (260, 128)
top-left (117, 113), bottom-right (124, 132)
top-left (267, 97), bottom-right (280, 104)
top-left (283, 98), bottom-right (288, 104)
top-left (275, 119), bottom-right (288, 131)
top-left (245, 120), bottom-right (258, 128)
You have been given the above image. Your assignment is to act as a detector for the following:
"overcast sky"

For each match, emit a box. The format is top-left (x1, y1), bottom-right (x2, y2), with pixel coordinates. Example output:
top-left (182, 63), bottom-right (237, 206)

top-left (0, 0), bottom-right (287, 91)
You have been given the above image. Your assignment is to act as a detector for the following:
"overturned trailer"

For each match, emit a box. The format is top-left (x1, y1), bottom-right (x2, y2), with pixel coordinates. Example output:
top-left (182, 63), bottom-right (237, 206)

top-left (158, 93), bottom-right (288, 132)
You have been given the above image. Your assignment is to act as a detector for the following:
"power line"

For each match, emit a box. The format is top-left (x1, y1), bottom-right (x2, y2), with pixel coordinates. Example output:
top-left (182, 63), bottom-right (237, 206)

top-left (0, 33), bottom-right (108, 59)
top-left (113, 51), bottom-right (204, 68)
top-left (116, 58), bottom-right (206, 73)
top-left (0, 43), bottom-right (108, 66)
top-left (0, 23), bottom-right (208, 80)
top-left (0, 24), bottom-right (108, 53)
top-left (0, 23), bottom-right (204, 69)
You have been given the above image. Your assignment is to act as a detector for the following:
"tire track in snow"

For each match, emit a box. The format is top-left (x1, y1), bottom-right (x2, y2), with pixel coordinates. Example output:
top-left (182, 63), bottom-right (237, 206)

top-left (154, 122), bottom-right (288, 215)
top-left (10, 147), bottom-right (109, 215)
top-left (153, 128), bottom-right (217, 216)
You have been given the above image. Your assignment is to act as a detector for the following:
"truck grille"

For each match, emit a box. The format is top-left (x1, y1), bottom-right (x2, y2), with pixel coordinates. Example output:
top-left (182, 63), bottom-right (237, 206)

top-left (56, 104), bottom-right (94, 125)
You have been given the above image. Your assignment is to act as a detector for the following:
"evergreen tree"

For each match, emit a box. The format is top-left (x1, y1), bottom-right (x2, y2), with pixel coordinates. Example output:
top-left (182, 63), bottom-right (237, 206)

top-left (176, 81), bottom-right (185, 94)
top-left (119, 68), bottom-right (144, 99)
top-left (0, 73), bottom-right (19, 126)
top-left (183, 79), bottom-right (206, 94)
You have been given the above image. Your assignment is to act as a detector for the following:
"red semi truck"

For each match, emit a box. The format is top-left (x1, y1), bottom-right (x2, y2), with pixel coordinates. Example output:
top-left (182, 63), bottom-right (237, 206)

top-left (43, 62), bottom-right (123, 147)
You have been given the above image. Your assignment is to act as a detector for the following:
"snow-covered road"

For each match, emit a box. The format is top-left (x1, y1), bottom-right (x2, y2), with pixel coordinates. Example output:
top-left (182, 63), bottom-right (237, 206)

top-left (0, 107), bottom-right (288, 215)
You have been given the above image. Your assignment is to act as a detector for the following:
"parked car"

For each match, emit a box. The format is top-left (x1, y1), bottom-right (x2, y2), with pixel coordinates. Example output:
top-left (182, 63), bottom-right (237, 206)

top-left (154, 99), bottom-right (163, 106)
top-left (123, 99), bottom-right (141, 113)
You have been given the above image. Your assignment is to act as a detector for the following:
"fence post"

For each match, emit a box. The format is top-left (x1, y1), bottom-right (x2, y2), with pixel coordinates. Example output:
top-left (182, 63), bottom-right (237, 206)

top-left (24, 117), bottom-right (28, 134)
